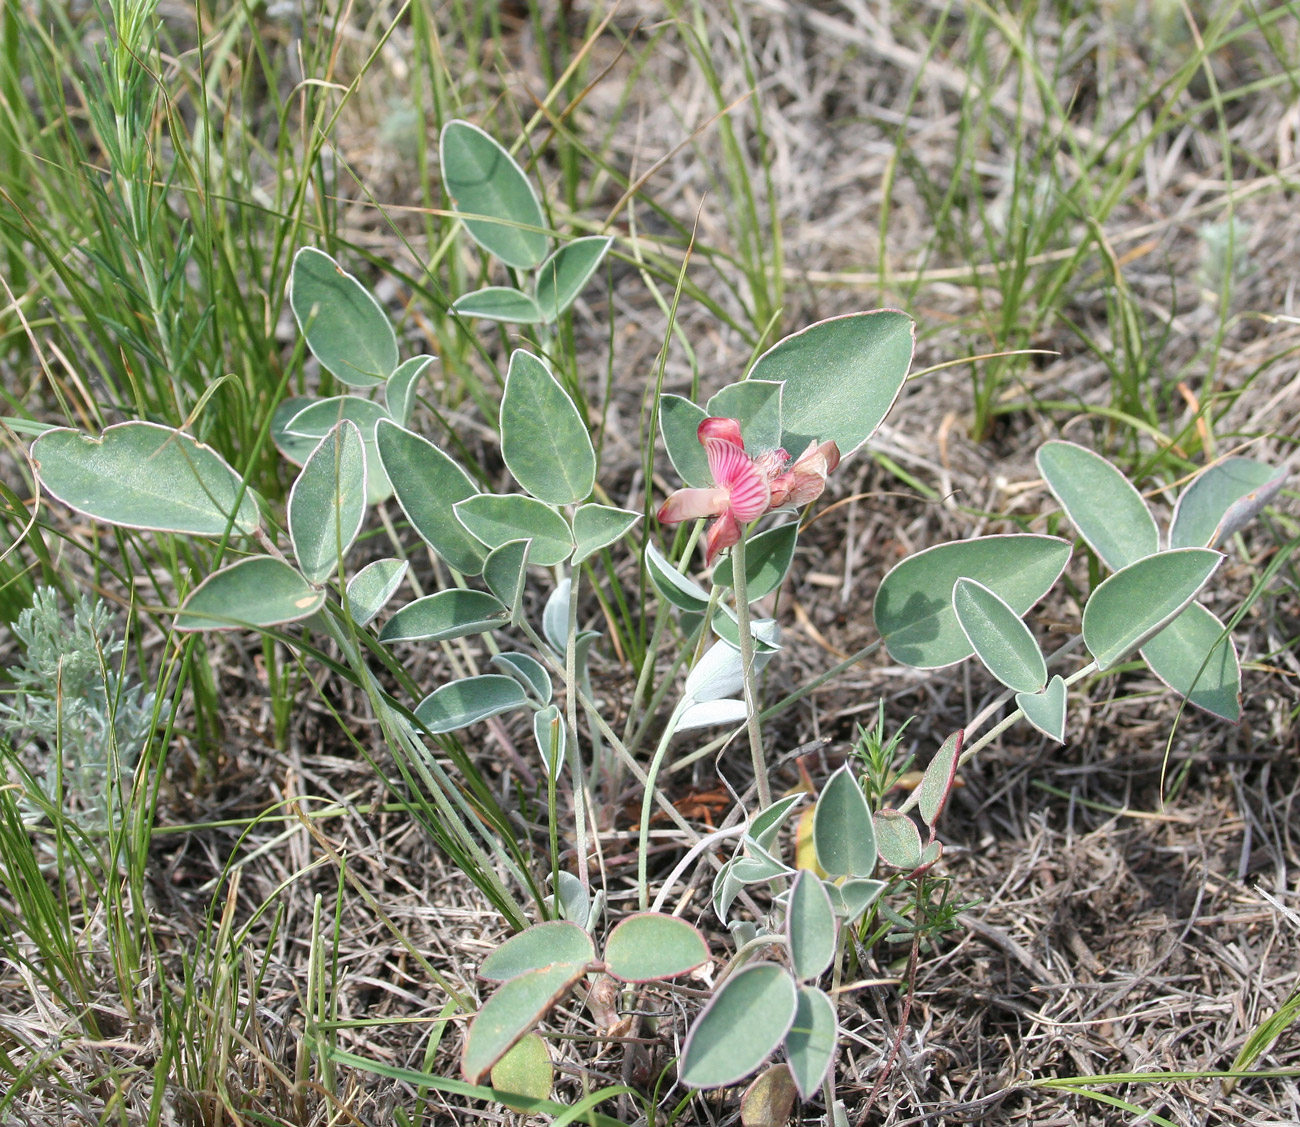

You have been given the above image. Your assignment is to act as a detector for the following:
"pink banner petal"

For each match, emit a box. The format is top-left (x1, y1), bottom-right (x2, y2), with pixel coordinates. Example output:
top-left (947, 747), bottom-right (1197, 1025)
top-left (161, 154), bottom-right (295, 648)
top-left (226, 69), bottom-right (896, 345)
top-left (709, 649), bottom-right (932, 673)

top-left (698, 417), bottom-right (744, 447)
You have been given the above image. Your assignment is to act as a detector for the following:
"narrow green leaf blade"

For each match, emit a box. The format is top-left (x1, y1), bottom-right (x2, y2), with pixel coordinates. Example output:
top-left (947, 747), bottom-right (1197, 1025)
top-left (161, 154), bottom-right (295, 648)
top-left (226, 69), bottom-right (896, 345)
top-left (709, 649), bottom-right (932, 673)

top-left (679, 963), bottom-right (798, 1090)
top-left (813, 765), bottom-right (876, 879)
top-left (379, 589), bottom-right (508, 644)
top-left (1037, 440), bottom-right (1157, 571)
top-left (1139, 603), bottom-right (1241, 721)
top-left (572, 504), bottom-right (639, 565)
top-left (874, 535), bottom-right (1071, 669)
top-left (500, 351), bottom-right (596, 505)
top-left (33, 422), bottom-right (260, 536)
top-left (376, 420), bottom-right (486, 576)
top-left (603, 913), bottom-right (710, 983)
top-left (1171, 457), bottom-right (1285, 549)
top-left (952, 577), bottom-right (1047, 693)
top-left (784, 986), bottom-right (838, 1099)
top-left (461, 962), bottom-right (586, 1084)
top-left (290, 247), bottom-right (396, 387)
top-left (451, 286), bottom-right (545, 324)
top-left (1016, 675), bottom-right (1067, 743)
top-left (752, 310), bottom-right (914, 456)
top-left (1082, 548), bottom-right (1222, 670)
top-left (344, 558), bottom-right (408, 627)
top-left (175, 557), bottom-right (323, 631)
top-left (786, 870), bottom-right (837, 982)
top-left (440, 120), bottom-right (548, 269)
top-left (534, 236), bottom-right (613, 321)
top-left (289, 421), bottom-right (367, 583)
top-left (455, 494), bottom-right (573, 567)
top-left (414, 675), bottom-right (529, 734)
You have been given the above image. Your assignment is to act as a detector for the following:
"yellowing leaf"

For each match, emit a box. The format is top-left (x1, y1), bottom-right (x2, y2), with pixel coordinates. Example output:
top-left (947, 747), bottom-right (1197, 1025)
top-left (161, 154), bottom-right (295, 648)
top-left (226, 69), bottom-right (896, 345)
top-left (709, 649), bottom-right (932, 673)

top-left (794, 808), bottom-right (826, 878)
top-left (490, 1032), bottom-right (553, 1103)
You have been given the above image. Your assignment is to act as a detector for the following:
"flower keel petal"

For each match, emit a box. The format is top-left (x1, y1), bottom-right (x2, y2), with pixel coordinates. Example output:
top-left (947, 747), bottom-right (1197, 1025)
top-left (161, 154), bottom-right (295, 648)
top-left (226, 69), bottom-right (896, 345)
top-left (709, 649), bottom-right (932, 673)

top-left (705, 512), bottom-right (741, 565)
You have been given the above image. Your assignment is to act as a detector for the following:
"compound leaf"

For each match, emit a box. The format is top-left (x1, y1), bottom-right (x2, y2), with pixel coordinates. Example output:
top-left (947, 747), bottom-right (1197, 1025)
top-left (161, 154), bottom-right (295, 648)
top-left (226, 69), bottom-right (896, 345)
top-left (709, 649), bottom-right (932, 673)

top-left (874, 535), bottom-right (1070, 669)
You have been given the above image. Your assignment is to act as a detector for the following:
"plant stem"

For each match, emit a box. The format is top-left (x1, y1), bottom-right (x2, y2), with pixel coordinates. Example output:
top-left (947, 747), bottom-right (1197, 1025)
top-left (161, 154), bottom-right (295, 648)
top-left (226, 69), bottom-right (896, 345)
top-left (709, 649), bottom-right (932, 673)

top-left (730, 527), bottom-right (770, 810)
top-left (638, 699), bottom-right (688, 911)
top-left (757, 638), bottom-right (884, 723)
top-left (564, 569), bottom-right (591, 892)
top-left (648, 822), bottom-right (747, 914)
top-left (627, 584), bottom-right (718, 755)
top-left (517, 618), bottom-right (700, 841)
top-left (623, 522), bottom-right (704, 748)
top-left (957, 660), bottom-right (1098, 766)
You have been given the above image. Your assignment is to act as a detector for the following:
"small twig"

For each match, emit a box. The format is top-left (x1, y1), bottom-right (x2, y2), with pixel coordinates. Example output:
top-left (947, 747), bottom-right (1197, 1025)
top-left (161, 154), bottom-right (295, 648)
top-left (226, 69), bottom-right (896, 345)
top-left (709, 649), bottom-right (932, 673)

top-left (731, 527), bottom-right (770, 810)
top-left (855, 897), bottom-right (922, 1126)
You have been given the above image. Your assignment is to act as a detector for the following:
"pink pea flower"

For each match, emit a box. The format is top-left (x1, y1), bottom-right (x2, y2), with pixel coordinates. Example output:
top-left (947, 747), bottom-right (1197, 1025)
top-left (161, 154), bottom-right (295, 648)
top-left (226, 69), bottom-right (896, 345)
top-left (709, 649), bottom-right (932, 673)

top-left (657, 419), bottom-right (770, 564)
top-left (657, 417), bottom-right (840, 564)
